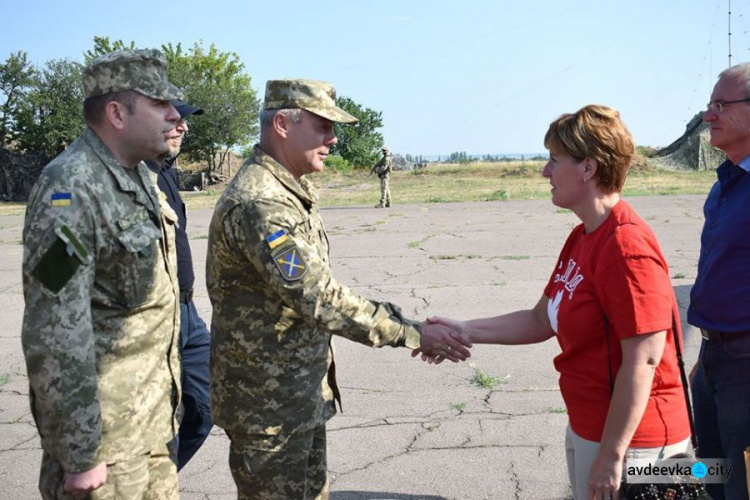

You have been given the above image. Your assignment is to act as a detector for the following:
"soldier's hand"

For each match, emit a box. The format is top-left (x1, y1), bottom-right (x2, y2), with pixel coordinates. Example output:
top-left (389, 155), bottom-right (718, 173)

top-left (65, 462), bottom-right (107, 494)
top-left (413, 321), bottom-right (472, 363)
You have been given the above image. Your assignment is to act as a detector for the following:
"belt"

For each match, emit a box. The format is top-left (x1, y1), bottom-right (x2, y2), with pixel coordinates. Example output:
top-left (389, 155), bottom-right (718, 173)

top-left (700, 328), bottom-right (750, 341)
top-left (180, 288), bottom-right (194, 304)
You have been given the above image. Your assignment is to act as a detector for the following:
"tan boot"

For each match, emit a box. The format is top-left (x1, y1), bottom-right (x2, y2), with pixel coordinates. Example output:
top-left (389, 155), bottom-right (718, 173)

top-left (375, 203), bottom-right (385, 208)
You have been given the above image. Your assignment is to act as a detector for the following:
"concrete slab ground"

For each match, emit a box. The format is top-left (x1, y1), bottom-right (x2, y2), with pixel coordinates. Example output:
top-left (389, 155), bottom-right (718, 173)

top-left (0, 195), bottom-right (706, 499)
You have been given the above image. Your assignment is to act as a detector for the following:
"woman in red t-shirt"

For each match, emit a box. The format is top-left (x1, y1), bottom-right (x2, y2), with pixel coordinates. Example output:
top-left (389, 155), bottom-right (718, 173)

top-left (420, 105), bottom-right (690, 500)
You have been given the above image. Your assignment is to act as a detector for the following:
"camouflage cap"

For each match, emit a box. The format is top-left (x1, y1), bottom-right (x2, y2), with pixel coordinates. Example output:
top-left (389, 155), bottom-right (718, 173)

top-left (263, 79), bottom-right (358, 124)
top-left (82, 49), bottom-right (182, 101)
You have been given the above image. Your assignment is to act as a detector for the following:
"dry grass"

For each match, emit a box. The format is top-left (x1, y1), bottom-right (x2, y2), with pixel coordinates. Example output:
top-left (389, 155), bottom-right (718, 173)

top-left (179, 189), bottom-right (223, 210)
top-left (312, 162), bottom-right (546, 206)
top-left (306, 161), bottom-right (717, 207)
top-left (620, 169), bottom-right (716, 196)
top-left (0, 160), bottom-right (718, 215)
top-left (0, 203), bottom-right (26, 216)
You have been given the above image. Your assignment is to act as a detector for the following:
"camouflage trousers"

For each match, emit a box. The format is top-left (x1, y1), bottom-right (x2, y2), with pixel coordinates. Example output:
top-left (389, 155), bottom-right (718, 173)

top-left (380, 175), bottom-right (391, 207)
top-left (38, 441), bottom-right (178, 500)
top-left (228, 424), bottom-right (329, 500)
top-left (379, 175), bottom-right (391, 206)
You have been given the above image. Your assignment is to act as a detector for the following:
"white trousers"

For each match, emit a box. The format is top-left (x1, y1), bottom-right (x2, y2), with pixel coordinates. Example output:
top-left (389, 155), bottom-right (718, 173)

top-left (564, 424), bottom-right (690, 500)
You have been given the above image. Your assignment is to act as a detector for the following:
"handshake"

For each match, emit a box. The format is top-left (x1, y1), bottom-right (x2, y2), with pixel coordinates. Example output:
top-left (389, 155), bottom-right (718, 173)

top-left (412, 316), bottom-right (472, 365)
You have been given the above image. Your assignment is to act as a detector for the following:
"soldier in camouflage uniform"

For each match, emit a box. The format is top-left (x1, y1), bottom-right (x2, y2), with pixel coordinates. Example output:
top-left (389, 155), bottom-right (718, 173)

top-left (372, 146), bottom-right (392, 208)
top-left (206, 78), bottom-right (473, 500)
top-left (21, 49), bottom-right (183, 499)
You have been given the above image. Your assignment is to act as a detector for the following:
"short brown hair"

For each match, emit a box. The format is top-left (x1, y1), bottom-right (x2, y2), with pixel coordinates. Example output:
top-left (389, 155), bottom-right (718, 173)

top-left (544, 105), bottom-right (635, 193)
top-left (83, 90), bottom-right (138, 126)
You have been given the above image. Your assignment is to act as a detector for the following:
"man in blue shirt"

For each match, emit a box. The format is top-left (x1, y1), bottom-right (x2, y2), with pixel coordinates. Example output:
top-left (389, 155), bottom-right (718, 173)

top-left (689, 63), bottom-right (750, 500)
top-left (146, 100), bottom-right (213, 470)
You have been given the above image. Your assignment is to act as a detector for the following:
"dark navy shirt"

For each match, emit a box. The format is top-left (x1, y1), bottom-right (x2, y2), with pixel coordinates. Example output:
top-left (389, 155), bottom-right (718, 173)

top-left (146, 159), bottom-right (195, 293)
top-left (688, 157), bottom-right (750, 332)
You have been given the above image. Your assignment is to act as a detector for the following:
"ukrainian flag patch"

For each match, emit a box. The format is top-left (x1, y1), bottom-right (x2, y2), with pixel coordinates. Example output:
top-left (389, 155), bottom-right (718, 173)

top-left (51, 192), bottom-right (72, 207)
top-left (273, 246), bottom-right (307, 281)
top-left (266, 229), bottom-right (289, 250)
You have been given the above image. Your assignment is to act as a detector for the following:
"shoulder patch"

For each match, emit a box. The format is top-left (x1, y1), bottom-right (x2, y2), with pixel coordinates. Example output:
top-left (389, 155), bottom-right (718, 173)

top-left (58, 225), bottom-right (90, 261)
top-left (50, 192), bottom-right (72, 207)
top-left (266, 229), bottom-right (289, 250)
top-left (273, 246), bottom-right (307, 281)
top-left (32, 224), bottom-right (91, 294)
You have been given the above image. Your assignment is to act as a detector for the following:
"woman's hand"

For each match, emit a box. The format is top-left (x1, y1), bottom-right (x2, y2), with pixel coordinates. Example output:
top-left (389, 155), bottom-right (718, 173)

top-left (588, 451), bottom-right (623, 500)
top-left (426, 315), bottom-right (466, 335)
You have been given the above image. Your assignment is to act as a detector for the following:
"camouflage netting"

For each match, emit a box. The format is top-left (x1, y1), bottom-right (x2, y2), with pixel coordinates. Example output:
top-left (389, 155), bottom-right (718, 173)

top-left (176, 169), bottom-right (204, 191)
top-left (0, 148), bottom-right (51, 202)
top-left (653, 112), bottom-right (726, 170)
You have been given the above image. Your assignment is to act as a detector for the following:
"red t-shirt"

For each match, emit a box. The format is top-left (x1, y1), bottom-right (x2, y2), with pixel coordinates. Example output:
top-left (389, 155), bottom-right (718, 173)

top-left (543, 200), bottom-right (690, 447)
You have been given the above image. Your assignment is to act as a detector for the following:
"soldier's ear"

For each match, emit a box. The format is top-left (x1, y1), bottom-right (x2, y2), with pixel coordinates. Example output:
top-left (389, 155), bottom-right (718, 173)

top-left (105, 101), bottom-right (129, 131)
top-left (273, 112), bottom-right (291, 138)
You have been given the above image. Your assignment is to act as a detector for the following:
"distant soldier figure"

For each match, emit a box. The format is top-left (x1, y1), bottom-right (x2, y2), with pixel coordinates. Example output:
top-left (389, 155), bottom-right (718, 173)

top-left (371, 146), bottom-right (392, 207)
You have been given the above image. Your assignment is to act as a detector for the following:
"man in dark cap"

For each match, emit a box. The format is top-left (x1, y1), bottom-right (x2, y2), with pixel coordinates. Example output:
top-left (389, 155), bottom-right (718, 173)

top-left (22, 49), bottom-right (182, 498)
top-left (206, 78), bottom-right (472, 499)
top-left (146, 100), bottom-right (213, 471)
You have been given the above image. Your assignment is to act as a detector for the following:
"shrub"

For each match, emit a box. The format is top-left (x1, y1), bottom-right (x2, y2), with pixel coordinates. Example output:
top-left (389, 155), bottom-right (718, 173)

top-left (324, 154), bottom-right (352, 173)
top-left (484, 189), bottom-right (510, 201)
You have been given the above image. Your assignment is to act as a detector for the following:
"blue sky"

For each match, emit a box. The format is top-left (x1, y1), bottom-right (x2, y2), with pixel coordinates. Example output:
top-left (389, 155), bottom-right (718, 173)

top-left (2, 0), bottom-right (747, 156)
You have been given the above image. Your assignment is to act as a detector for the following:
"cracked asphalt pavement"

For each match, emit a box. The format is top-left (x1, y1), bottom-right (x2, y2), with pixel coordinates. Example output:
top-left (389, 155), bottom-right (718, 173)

top-left (0, 196), bottom-right (706, 499)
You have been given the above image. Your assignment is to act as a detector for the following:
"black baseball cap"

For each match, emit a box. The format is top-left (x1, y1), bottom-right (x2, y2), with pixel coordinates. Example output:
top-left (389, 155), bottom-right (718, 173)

top-left (171, 99), bottom-right (203, 119)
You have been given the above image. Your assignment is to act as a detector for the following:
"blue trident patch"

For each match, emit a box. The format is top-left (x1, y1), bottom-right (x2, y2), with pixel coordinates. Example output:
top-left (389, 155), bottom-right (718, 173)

top-left (273, 246), bottom-right (307, 281)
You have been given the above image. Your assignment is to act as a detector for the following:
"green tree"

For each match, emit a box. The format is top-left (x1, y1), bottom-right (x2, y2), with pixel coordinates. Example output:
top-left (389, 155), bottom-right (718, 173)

top-left (331, 97), bottom-right (384, 168)
top-left (84, 37), bottom-right (260, 174)
top-left (14, 59), bottom-right (85, 156)
top-left (161, 41), bottom-right (260, 174)
top-left (83, 36), bottom-right (136, 64)
top-left (0, 51), bottom-right (36, 147)
top-left (448, 151), bottom-right (470, 164)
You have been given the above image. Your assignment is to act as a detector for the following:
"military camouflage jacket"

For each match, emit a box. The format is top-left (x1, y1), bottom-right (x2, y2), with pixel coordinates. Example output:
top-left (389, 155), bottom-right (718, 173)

top-left (21, 128), bottom-right (181, 472)
top-left (374, 153), bottom-right (392, 178)
top-left (207, 145), bottom-right (421, 437)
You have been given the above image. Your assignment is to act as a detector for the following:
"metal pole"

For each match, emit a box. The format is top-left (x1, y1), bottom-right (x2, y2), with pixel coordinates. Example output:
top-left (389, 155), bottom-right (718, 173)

top-left (729, 0), bottom-right (733, 67)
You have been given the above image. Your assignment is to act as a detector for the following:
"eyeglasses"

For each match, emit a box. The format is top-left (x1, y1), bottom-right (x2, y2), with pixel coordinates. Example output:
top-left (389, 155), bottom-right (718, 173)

top-left (706, 98), bottom-right (750, 113)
